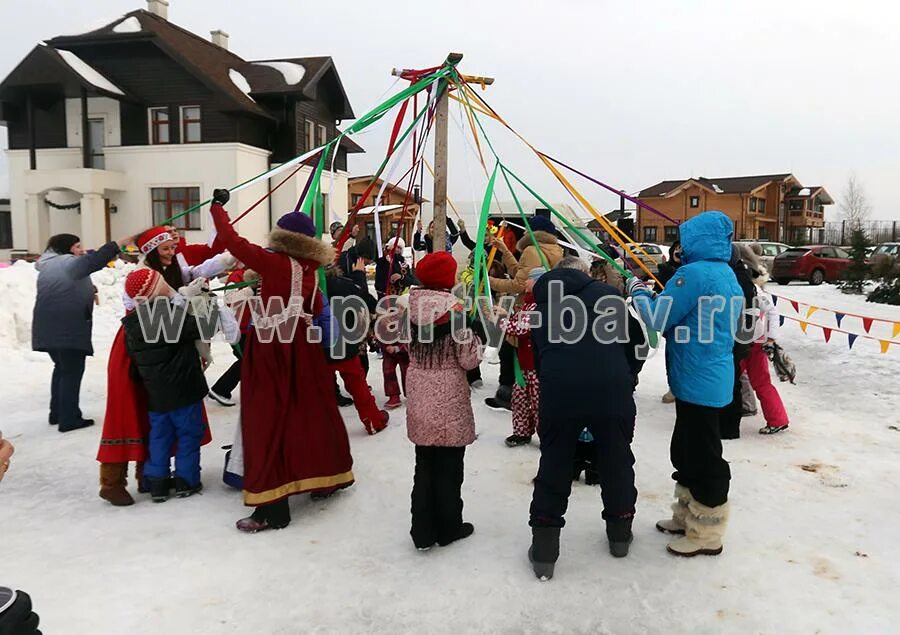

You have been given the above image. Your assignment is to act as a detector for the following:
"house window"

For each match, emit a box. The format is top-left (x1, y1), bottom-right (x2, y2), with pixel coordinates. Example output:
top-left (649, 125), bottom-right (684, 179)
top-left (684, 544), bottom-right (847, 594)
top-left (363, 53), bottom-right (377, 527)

top-left (351, 193), bottom-right (362, 206)
top-left (371, 196), bottom-right (378, 207)
top-left (180, 106), bottom-right (201, 143)
top-left (689, 196), bottom-right (699, 208)
top-left (643, 226), bottom-right (658, 242)
top-left (317, 124), bottom-right (328, 147)
top-left (0, 210), bottom-right (12, 249)
top-left (788, 200), bottom-right (803, 211)
top-left (304, 120), bottom-right (315, 151)
top-left (149, 107), bottom-right (170, 144)
top-left (151, 187), bottom-right (201, 230)
top-left (758, 198), bottom-right (766, 213)
top-left (663, 226), bottom-right (679, 244)
top-left (88, 118), bottom-right (105, 169)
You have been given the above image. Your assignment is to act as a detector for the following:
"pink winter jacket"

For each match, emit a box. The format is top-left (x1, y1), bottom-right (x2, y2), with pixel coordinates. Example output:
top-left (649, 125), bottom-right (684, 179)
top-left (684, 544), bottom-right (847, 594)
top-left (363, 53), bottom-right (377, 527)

top-left (405, 289), bottom-right (480, 447)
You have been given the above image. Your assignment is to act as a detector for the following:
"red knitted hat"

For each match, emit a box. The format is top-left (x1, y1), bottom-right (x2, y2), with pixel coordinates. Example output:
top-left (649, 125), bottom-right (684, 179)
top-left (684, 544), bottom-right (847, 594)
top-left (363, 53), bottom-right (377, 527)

top-left (125, 268), bottom-right (169, 302)
top-left (415, 252), bottom-right (457, 290)
top-left (136, 226), bottom-right (175, 255)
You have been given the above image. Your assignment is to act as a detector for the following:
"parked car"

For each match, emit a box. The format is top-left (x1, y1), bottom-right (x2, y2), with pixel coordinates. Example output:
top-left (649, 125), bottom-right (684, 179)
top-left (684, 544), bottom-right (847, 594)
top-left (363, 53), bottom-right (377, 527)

top-left (734, 240), bottom-right (789, 271)
top-left (771, 245), bottom-right (851, 285)
top-left (869, 242), bottom-right (900, 261)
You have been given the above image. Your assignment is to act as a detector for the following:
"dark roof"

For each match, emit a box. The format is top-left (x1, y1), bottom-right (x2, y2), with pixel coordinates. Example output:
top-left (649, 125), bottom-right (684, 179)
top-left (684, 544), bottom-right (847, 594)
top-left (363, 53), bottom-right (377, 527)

top-left (785, 185), bottom-right (833, 204)
top-left (639, 173), bottom-right (794, 197)
top-left (0, 44), bottom-right (131, 101)
top-left (338, 135), bottom-right (365, 154)
top-left (44, 10), bottom-right (355, 120)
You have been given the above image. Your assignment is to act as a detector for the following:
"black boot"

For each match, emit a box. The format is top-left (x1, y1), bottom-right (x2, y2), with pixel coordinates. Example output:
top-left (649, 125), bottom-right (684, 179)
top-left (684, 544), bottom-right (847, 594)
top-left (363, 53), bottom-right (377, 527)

top-left (174, 477), bottom-right (203, 498)
top-left (149, 478), bottom-right (170, 503)
top-left (605, 516), bottom-right (634, 558)
top-left (584, 465), bottom-right (601, 486)
top-left (485, 385), bottom-right (512, 411)
top-left (437, 522), bottom-right (474, 547)
top-left (528, 527), bottom-right (560, 580)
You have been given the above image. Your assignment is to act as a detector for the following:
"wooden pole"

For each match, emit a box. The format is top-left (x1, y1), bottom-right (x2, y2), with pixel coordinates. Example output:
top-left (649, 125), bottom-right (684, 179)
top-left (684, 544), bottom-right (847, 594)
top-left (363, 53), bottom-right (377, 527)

top-left (80, 87), bottom-right (90, 169)
top-left (431, 52), bottom-right (463, 253)
top-left (26, 93), bottom-right (36, 170)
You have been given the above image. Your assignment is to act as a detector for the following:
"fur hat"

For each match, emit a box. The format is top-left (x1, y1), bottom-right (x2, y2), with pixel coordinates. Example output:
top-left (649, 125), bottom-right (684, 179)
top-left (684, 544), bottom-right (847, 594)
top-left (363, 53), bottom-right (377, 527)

top-left (125, 268), bottom-right (170, 302)
top-left (276, 212), bottom-right (316, 237)
top-left (416, 252), bottom-right (457, 290)
top-left (137, 226), bottom-right (175, 255)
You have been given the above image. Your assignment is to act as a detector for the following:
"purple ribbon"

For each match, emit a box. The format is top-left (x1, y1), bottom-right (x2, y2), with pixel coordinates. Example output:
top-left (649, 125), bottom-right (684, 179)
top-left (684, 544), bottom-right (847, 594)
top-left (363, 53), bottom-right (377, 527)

top-left (538, 152), bottom-right (682, 226)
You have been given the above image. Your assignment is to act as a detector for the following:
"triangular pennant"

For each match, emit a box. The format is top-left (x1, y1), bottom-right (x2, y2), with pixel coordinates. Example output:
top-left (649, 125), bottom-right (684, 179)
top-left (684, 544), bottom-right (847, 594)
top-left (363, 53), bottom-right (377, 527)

top-left (771, 295), bottom-right (778, 306)
top-left (835, 313), bottom-right (845, 328)
top-left (862, 317), bottom-right (873, 333)
top-left (893, 322), bottom-right (900, 339)
top-left (799, 321), bottom-right (808, 333)
top-left (790, 300), bottom-right (799, 313)
top-left (806, 306), bottom-right (818, 318)
top-left (779, 315), bottom-right (786, 327)
top-left (848, 333), bottom-right (858, 350)
top-left (823, 327), bottom-right (832, 343)
top-left (881, 340), bottom-right (891, 354)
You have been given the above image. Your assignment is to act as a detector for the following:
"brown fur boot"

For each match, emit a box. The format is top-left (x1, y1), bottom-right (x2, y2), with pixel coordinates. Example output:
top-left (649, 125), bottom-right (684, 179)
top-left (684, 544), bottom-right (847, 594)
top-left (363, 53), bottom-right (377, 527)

top-left (99, 462), bottom-right (134, 506)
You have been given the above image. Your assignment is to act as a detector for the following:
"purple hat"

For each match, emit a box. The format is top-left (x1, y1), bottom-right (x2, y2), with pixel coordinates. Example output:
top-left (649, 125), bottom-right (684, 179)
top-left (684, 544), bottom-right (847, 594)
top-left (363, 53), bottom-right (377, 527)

top-left (276, 212), bottom-right (316, 237)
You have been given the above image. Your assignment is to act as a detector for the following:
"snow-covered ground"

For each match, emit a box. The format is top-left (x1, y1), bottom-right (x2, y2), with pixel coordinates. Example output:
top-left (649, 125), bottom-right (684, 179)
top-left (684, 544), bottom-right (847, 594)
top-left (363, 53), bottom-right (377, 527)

top-left (1, 263), bottom-right (899, 634)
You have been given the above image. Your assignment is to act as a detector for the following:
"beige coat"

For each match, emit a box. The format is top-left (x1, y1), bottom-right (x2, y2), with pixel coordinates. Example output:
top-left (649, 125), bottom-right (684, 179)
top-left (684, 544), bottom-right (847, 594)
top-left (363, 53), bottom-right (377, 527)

top-left (488, 230), bottom-right (564, 300)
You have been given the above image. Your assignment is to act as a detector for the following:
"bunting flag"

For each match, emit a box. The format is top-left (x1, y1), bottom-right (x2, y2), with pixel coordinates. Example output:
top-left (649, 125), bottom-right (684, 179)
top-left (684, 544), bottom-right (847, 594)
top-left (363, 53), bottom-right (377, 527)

top-left (894, 322), bottom-right (900, 339)
top-left (834, 312), bottom-right (845, 328)
top-left (799, 321), bottom-right (808, 333)
top-left (848, 334), bottom-right (858, 350)
top-left (822, 327), bottom-right (832, 343)
top-left (771, 295), bottom-right (778, 306)
top-left (806, 306), bottom-right (818, 318)
top-left (881, 340), bottom-right (891, 354)
top-left (790, 300), bottom-right (799, 313)
top-left (779, 315), bottom-right (786, 327)
top-left (862, 318), bottom-right (874, 333)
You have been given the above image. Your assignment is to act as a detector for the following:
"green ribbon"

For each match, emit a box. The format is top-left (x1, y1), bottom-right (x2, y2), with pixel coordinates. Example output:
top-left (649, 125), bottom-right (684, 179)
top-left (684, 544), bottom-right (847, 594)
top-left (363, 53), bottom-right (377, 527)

top-left (513, 353), bottom-right (526, 388)
top-left (472, 162), bottom-right (499, 317)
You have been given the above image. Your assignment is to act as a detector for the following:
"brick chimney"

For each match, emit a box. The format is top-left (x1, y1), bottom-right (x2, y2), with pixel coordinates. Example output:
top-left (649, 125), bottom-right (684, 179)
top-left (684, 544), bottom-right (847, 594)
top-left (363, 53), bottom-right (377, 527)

top-left (147, 0), bottom-right (169, 19)
top-left (211, 29), bottom-right (230, 50)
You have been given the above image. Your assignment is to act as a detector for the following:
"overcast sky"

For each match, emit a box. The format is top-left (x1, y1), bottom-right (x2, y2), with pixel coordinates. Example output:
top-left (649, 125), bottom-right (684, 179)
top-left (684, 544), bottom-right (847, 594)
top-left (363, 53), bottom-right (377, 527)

top-left (2, 0), bottom-right (898, 221)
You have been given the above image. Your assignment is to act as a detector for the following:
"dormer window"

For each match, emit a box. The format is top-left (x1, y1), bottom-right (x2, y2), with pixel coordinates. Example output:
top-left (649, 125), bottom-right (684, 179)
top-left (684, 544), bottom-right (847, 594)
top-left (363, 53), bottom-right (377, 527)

top-left (317, 123), bottom-right (327, 147)
top-left (180, 105), bottom-right (201, 143)
top-left (149, 107), bottom-right (170, 144)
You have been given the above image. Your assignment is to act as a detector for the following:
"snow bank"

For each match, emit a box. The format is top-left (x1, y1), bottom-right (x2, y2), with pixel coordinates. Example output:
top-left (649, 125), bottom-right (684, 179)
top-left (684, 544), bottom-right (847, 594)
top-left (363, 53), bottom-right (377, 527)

top-left (56, 48), bottom-right (125, 96)
top-left (112, 16), bottom-right (142, 34)
top-left (253, 61), bottom-right (305, 85)
top-left (0, 259), bottom-right (136, 351)
top-left (228, 69), bottom-right (255, 102)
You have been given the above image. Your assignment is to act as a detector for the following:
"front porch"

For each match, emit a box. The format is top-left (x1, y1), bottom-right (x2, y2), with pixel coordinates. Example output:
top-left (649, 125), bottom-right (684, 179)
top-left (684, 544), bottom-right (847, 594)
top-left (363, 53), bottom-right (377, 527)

top-left (24, 167), bottom-right (126, 252)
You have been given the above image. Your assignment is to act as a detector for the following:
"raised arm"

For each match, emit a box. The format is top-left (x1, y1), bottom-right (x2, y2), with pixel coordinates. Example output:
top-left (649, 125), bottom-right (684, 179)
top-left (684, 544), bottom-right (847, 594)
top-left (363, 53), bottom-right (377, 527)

top-left (68, 240), bottom-right (124, 280)
top-left (210, 190), bottom-right (276, 277)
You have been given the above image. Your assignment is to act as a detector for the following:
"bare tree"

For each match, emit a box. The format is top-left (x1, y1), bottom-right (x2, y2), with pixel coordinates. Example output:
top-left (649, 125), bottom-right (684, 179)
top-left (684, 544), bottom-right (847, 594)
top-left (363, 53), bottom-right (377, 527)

top-left (840, 175), bottom-right (871, 230)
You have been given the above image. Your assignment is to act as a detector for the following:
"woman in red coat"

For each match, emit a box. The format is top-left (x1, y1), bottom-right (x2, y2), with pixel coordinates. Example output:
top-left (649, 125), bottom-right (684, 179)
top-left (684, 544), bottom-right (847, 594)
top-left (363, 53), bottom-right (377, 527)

top-left (210, 189), bottom-right (354, 532)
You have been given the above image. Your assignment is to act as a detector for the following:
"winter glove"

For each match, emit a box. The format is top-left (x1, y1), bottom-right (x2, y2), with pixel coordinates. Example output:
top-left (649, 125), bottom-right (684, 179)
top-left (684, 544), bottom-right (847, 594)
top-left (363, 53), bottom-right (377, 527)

top-left (243, 269), bottom-right (260, 285)
top-left (625, 277), bottom-right (646, 296)
top-left (218, 252), bottom-right (238, 271)
top-left (213, 189), bottom-right (230, 205)
top-left (179, 277), bottom-right (209, 298)
top-left (457, 218), bottom-right (466, 231)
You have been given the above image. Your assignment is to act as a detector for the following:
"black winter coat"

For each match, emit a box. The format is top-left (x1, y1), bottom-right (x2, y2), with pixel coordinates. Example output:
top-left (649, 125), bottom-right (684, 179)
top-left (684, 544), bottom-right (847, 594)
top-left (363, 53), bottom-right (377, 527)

top-left (32, 241), bottom-right (120, 354)
top-left (374, 253), bottom-right (417, 297)
top-left (326, 270), bottom-right (376, 360)
top-left (729, 255), bottom-right (758, 361)
top-left (655, 258), bottom-right (681, 289)
top-left (122, 306), bottom-right (208, 413)
top-left (532, 268), bottom-right (645, 421)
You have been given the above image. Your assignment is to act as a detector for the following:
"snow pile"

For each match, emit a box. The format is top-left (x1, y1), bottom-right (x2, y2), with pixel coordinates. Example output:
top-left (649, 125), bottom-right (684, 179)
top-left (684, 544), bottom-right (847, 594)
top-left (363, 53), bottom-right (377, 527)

top-left (712, 183), bottom-right (725, 193)
top-left (228, 69), bottom-right (255, 102)
top-left (55, 48), bottom-right (125, 96)
top-left (797, 187), bottom-right (811, 196)
top-left (253, 61), bottom-right (305, 85)
top-left (0, 261), bottom-right (38, 350)
top-left (0, 259), bottom-right (136, 352)
top-left (112, 16), bottom-right (142, 34)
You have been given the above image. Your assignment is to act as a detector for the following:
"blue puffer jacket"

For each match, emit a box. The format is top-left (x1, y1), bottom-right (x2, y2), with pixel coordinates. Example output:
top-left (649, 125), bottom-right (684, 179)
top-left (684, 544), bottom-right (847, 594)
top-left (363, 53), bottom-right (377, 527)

top-left (32, 242), bottom-right (120, 354)
top-left (631, 211), bottom-right (742, 407)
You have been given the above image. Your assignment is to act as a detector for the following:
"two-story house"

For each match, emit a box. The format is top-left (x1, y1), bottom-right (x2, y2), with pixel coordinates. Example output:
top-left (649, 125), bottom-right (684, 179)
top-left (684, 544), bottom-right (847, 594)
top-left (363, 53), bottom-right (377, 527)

top-left (636, 173), bottom-right (833, 245)
top-left (347, 175), bottom-right (426, 245)
top-left (0, 0), bottom-right (363, 255)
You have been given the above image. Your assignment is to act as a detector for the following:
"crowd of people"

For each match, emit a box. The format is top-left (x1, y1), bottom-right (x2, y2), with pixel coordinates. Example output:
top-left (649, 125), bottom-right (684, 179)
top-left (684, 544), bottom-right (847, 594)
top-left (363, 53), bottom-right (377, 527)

top-left (25, 198), bottom-right (795, 580)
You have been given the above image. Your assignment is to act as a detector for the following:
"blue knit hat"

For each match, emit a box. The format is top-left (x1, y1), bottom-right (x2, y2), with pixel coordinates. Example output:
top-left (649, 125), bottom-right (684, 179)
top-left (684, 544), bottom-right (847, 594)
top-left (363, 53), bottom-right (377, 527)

top-left (527, 215), bottom-right (555, 234)
top-left (276, 212), bottom-right (316, 237)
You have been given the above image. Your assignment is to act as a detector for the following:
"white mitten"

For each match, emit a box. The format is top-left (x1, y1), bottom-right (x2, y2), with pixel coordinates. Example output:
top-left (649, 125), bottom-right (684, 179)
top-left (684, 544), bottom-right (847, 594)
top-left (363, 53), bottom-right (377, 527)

top-left (179, 277), bottom-right (209, 298)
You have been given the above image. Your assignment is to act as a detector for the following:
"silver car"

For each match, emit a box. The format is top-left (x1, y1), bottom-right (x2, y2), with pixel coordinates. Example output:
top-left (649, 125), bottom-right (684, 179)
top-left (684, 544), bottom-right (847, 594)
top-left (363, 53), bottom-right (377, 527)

top-left (735, 241), bottom-right (790, 271)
